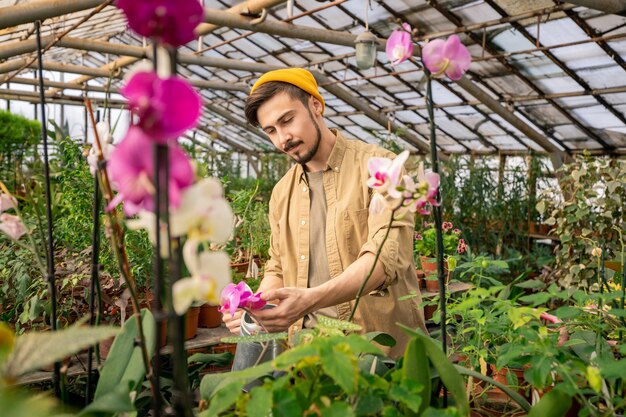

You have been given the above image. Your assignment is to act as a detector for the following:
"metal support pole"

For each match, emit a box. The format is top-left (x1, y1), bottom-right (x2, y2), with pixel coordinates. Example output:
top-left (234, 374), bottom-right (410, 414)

top-left (426, 73), bottom-right (447, 405)
top-left (35, 20), bottom-right (60, 399)
top-left (86, 145), bottom-right (101, 404)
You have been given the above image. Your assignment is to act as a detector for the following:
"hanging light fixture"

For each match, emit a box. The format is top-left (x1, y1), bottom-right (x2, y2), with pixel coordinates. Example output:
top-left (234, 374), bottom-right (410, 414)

top-left (355, 0), bottom-right (377, 70)
top-left (355, 30), bottom-right (378, 70)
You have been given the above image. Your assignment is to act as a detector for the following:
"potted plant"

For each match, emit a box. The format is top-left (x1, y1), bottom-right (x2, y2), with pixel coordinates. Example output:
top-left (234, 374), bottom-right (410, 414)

top-left (414, 221), bottom-right (467, 291)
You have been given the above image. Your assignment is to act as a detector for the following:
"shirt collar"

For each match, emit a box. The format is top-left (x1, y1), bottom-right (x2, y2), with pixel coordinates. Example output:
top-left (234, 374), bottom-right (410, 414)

top-left (297, 129), bottom-right (347, 184)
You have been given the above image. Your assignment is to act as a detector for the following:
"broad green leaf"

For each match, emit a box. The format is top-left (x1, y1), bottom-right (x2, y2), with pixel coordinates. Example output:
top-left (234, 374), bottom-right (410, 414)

top-left (607, 308), bottom-right (626, 318)
top-left (321, 347), bottom-right (357, 394)
top-left (599, 358), bottom-right (626, 379)
top-left (398, 325), bottom-right (469, 416)
top-left (188, 352), bottom-right (233, 366)
top-left (94, 309), bottom-right (155, 400)
top-left (343, 334), bottom-right (384, 356)
top-left (0, 386), bottom-right (66, 417)
top-left (518, 292), bottom-right (552, 306)
top-left (402, 338), bottom-right (430, 415)
top-left (204, 381), bottom-right (242, 416)
top-left (200, 361), bottom-right (273, 400)
top-left (389, 380), bottom-right (422, 413)
top-left (246, 386), bottom-right (272, 417)
top-left (514, 279), bottom-right (544, 289)
top-left (79, 384), bottom-right (134, 416)
top-left (273, 343), bottom-right (318, 369)
top-left (321, 401), bottom-right (355, 417)
top-left (364, 332), bottom-right (397, 347)
top-left (354, 392), bottom-right (384, 415)
top-left (528, 388), bottom-right (572, 417)
top-left (272, 386), bottom-right (302, 416)
top-left (2, 323), bottom-right (119, 380)
top-left (554, 306), bottom-right (581, 320)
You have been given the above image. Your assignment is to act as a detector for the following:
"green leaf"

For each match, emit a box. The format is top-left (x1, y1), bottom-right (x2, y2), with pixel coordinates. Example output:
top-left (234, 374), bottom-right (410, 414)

top-left (398, 326), bottom-right (469, 416)
top-left (204, 381), bottom-right (242, 416)
top-left (273, 344), bottom-right (318, 369)
top-left (364, 332), bottom-right (397, 347)
top-left (188, 352), bottom-right (233, 366)
top-left (600, 358), bottom-right (626, 379)
top-left (389, 380), bottom-right (422, 413)
top-left (321, 347), bottom-right (357, 394)
top-left (246, 386), bottom-right (272, 417)
top-left (272, 386), bottom-right (302, 416)
top-left (354, 392), bottom-right (384, 415)
top-left (343, 334), bottom-right (384, 356)
top-left (321, 402), bottom-right (355, 417)
top-left (221, 332), bottom-right (288, 344)
top-left (607, 309), bottom-right (626, 318)
top-left (518, 292), bottom-right (552, 306)
top-left (402, 338), bottom-right (430, 415)
top-left (514, 279), bottom-right (545, 289)
top-left (79, 384), bottom-right (135, 416)
top-left (554, 306), bottom-right (581, 320)
top-left (200, 361), bottom-right (273, 400)
top-left (2, 322), bottom-right (119, 380)
top-left (94, 309), bottom-right (155, 401)
top-left (528, 388), bottom-right (572, 417)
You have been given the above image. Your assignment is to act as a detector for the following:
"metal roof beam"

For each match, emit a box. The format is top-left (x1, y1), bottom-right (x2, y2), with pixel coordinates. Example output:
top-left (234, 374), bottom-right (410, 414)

top-left (565, 0), bottom-right (626, 16)
top-left (0, 0), bottom-right (107, 31)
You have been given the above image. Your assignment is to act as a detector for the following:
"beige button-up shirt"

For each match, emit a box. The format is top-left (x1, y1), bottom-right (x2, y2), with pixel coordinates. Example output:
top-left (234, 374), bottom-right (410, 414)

top-left (264, 130), bottom-right (426, 357)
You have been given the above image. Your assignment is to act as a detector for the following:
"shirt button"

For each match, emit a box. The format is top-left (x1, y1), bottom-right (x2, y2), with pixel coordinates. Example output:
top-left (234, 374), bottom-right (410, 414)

top-left (300, 255), bottom-right (306, 260)
top-left (302, 186), bottom-right (307, 192)
top-left (301, 220), bottom-right (306, 225)
top-left (334, 167), bottom-right (339, 172)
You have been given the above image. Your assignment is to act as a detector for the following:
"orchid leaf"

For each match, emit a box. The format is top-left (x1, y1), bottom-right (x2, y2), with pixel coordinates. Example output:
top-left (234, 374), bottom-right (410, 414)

top-left (398, 324), bottom-right (469, 416)
top-left (2, 322), bottom-right (119, 380)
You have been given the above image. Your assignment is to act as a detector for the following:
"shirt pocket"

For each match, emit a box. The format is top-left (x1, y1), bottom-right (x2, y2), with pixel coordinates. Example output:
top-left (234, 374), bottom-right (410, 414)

top-left (341, 208), bottom-right (369, 259)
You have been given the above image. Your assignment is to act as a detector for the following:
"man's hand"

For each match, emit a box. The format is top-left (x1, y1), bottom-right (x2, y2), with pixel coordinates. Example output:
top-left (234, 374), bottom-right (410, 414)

top-left (253, 287), bottom-right (320, 332)
top-left (222, 309), bottom-right (244, 335)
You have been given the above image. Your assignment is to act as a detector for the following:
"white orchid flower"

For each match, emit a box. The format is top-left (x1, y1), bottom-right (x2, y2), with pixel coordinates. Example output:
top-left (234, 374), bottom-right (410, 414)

top-left (172, 240), bottom-right (231, 315)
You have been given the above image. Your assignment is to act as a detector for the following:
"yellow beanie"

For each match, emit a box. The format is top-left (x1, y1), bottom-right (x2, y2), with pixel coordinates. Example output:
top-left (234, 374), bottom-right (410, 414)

top-left (250, 68), bottom-right (325, 114)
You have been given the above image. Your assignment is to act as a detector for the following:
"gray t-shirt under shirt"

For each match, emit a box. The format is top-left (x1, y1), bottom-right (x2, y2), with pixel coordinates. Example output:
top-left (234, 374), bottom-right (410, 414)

top-left (304, 170), bottom-right (338, 327)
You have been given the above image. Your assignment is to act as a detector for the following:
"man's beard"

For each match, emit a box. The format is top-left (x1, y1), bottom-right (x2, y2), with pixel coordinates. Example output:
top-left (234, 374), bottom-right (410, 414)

top-left (289, 109), bottom-right (322, 166)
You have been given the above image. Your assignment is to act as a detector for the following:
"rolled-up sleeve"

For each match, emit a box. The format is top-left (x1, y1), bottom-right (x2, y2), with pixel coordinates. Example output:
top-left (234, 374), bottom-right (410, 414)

top-left (357, 197), bottom-right (415, 290)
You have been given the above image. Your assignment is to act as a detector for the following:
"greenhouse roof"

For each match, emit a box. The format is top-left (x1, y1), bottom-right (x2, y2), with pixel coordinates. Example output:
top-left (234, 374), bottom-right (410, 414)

top-left (0, 0), bottom-right (625, 159)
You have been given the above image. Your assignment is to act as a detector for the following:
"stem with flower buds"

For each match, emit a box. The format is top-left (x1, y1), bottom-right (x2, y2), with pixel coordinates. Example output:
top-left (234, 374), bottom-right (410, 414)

top-left (84, 99), bottom-right (158, 402)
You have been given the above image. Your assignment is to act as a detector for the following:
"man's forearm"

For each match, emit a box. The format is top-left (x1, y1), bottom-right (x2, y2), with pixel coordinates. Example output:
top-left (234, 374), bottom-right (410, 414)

top-left (309, 252), bottom-right (386, 310)
top-left (258, 275), bottom-right (284, 293)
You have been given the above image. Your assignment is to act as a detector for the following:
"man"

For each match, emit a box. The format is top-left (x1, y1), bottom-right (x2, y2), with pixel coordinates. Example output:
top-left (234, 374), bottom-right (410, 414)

top-left (223, 68), bottom-right (426, 359)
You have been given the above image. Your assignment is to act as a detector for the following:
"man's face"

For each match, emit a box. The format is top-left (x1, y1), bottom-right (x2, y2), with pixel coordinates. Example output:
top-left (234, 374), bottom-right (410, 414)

top-left (257, 92), bottom-right (322, 165)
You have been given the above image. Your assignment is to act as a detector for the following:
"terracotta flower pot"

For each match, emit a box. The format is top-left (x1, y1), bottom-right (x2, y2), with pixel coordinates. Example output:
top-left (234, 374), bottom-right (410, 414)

top-left (198, 304), bottom-right (222, 328)
top-left (488, 364), bottom-right (529, 400)
top-left (185, 306), bottom-right (200, 340)
top-left (420, 256), bottom-right (448, 292)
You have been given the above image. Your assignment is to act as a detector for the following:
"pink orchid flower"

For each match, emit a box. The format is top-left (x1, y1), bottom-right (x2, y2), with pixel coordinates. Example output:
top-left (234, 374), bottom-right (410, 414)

top-left (121, 71), bottom-right (202, 143)
top-left (422, 35), bottom-right (471, 81)
top-left (366, 150), bottom-right (409, 199)
top-left (116, 0), bottom-right (204, 47)
top-left (107, 126), bottom-right (194, 216)
top-left (0, 213), bottom-right (26, 240)
top-left (219, 282), bottom-right (266, 316)
top-left (0, 194), bottom-right (17, 213)
top-left (386, 23), bottom-right (414, 65)
top-left (410, 172), bottom-right (440, 215)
